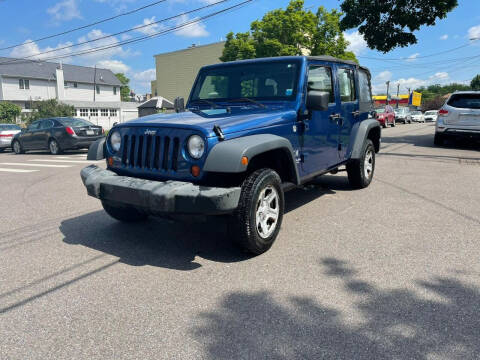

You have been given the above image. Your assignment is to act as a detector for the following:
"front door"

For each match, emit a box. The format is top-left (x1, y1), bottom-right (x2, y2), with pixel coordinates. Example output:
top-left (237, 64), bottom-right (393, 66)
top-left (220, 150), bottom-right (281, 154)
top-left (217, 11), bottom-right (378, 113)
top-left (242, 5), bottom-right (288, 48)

top-left (22, 121), bottom-right (41, 149)
top-left (300, 63), bottom-right (341, 176)
top-left (336, 65), bottom-right (359, 161)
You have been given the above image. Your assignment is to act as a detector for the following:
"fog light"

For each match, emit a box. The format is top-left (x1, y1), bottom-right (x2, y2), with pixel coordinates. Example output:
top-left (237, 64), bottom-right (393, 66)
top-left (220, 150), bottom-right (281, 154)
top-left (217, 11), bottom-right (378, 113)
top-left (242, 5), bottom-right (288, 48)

top-left (191, 165), bottom-right (200, 177)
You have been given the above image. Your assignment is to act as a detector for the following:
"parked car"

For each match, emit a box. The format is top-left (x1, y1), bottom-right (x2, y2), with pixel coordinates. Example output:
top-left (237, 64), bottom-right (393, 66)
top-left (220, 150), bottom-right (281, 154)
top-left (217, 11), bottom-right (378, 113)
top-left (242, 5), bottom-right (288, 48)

top-left (435, 91), bottom-right (480, 145)
top-left (411, 110), bottom-right (425, 123)
top-left (375, 105), bottom-right (395, 128)
top-left (394, 107), bottom-right (412, 123)
top-left (0, 124), bottom-right (21, 152)
top-left (424, 110), bottom-right (438, 122)
top-left (81, 56), bottom-right (381, 255)
top-left (12, 117), bottom-right (104, 155)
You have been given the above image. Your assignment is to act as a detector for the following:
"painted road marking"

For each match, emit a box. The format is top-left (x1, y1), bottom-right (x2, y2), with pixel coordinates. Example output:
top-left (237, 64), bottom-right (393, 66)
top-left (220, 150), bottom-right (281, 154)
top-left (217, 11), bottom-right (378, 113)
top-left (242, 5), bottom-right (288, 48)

top-left (0, 163), bottom-right (73, 168)
top-left (0, 167), bottom-right (39, 173)
top-left (29, 159), bottom-right (102, 164)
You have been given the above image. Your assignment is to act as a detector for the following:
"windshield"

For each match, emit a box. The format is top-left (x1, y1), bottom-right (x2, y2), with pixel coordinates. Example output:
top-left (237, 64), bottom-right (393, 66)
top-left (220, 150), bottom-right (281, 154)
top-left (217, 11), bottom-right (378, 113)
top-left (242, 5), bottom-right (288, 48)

top-left (0, 124), bottom-right (21, 131)
top-left (412, 111), bottom-right (422, 115)
top-left (376, 109), bottom-right (385, 113)
top-left (59, 118), bottom-right (94, 127)
top-left (395, 108), bottom-right (405, 113)
top-left (190, 61), bottom-right (300, 103)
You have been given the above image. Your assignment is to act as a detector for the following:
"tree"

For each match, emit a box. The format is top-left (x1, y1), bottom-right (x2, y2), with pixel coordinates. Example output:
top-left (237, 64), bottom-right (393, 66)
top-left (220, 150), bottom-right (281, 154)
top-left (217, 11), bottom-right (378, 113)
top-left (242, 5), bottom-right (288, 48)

top-left (115, 73), bottom-right (131, 101)
top-left (0, 102), bottom-right (21, 123)
top-left (24, 99), bottom-right (75, 124)
top-left (471, 74), bottom-right (480, 90)
top-left (220, 0), bottom-right (357, 63)
top-left (415, 83), bottom-right (471, 105)
top-left (339, 0), bottom-right (458, 53)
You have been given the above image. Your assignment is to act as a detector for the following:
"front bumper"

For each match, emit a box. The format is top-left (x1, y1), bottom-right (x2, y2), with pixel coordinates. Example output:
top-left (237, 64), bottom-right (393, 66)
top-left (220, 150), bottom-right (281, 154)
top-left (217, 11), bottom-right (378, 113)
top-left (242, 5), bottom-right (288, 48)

top-left (81, 165), bottom-right (241, 215)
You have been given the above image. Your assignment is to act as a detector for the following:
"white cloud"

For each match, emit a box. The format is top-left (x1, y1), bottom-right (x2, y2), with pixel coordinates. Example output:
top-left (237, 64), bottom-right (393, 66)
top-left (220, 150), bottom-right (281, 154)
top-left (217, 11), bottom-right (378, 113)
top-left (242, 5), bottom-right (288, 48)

top-left (120, 34), bottom-right (132, 41)
top-left (97, 59), bottom-right (130, 73)
top-left (440, 34), bottom-right (448, 40)
top-left (343, 31), bottom-right (367, 55)
top-left (47, 0), bottom-right (82, 22)
top-left (374, 71), bottom-right (392, 82)
top-left (468, 24), bottom-right (480, 40)
top-left (76, 29), bottom-right (134, 61)
top-left (130, 68), bottom-right (156, 95)
top-left (406, 53), bottom-right (420, 62)
top-left (372, 71), bottom-right (450, 94)
top-left (133, 17), bottom-right (163, 36)
top-left (10, 39), bottom-right (74, 61)
top-left (175, 15), bottom-right (209, 38)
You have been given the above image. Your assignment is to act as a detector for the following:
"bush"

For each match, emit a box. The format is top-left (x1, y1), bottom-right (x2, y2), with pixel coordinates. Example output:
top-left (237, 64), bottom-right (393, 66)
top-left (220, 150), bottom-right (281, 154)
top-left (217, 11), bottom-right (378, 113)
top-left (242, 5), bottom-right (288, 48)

top-left (0, 102), bottom-right (21, 123)
top-left (23, 99), bottom-right (75, 124)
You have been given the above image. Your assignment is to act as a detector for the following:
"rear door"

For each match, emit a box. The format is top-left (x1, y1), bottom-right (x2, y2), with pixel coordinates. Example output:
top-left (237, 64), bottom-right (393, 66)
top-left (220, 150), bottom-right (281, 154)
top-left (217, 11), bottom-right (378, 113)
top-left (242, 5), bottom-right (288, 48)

top-left (444, 93), bottom-right (480, 127)
top-left (336, 65), bottom-right (359, 161)
top-left (34, 119), bottom-right (54, 149)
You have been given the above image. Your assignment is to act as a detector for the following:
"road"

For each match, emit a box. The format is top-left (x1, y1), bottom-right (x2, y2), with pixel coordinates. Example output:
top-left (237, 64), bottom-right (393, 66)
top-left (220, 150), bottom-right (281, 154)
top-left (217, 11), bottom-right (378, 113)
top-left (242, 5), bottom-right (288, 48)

top-left (1, 123), bottom-right (480, 359)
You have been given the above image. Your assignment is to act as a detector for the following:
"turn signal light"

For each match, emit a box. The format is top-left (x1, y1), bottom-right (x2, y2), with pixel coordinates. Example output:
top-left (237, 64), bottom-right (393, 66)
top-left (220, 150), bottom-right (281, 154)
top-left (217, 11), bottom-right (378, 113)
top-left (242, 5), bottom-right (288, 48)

top-left (108, 157), bottom-right (114, 166)
top-left (191, 165), bottom-right (200, 177)
top-left (241, 156), bottom-right (248, 166)
top-left (65, 126), bottom-right (75, 135)
top-left (438, 109), bottom-right (449, 116)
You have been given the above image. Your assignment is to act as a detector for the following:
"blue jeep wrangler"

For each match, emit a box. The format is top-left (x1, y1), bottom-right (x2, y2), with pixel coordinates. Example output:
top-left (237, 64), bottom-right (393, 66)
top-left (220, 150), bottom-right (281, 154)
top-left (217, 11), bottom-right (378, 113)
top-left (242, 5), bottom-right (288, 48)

top-left (81, 56), bottom-right (380, 254)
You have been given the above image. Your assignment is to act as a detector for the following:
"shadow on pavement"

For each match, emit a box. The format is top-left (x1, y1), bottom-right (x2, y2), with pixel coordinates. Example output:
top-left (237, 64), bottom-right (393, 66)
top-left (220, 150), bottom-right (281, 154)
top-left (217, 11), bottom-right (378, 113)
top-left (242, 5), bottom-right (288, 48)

top-left (192, 258), bottom-right (480, 359)
top-left (382, 131), bottom-right (480, 151)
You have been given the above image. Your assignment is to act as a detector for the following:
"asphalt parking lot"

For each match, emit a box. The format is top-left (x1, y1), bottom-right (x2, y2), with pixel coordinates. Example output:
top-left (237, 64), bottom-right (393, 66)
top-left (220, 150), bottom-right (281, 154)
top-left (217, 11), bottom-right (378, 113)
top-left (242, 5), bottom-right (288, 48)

top-left (1, 123), bottom-right (480, 359)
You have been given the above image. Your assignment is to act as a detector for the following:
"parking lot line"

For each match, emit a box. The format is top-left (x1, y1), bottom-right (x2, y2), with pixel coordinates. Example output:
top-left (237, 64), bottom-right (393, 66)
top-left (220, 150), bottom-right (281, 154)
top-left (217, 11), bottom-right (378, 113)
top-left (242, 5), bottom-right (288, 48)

top-left (0, 163), bottom-right (73, 168)
top-left (28, 159), bottom-right (102, 164)
top-left (0, 167), bottom-right (39, 173)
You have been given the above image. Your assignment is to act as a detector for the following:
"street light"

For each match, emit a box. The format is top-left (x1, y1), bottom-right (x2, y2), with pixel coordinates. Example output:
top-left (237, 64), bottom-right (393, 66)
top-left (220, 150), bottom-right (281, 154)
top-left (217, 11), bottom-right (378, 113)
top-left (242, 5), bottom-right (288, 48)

top-left (386, 81), bottom-right (390, 105)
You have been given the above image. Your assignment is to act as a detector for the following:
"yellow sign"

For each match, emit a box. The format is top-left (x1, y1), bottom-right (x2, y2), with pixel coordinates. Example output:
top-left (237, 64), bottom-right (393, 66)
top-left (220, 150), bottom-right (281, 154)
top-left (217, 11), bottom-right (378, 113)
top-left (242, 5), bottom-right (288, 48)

top-left (411, 91), bottom-right (422, 107)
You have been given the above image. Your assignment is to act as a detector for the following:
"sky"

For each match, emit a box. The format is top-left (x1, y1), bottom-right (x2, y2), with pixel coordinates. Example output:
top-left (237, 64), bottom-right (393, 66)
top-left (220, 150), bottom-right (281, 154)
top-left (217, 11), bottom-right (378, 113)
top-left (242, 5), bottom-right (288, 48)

top-left (0, 0), bottom-right (479, 95)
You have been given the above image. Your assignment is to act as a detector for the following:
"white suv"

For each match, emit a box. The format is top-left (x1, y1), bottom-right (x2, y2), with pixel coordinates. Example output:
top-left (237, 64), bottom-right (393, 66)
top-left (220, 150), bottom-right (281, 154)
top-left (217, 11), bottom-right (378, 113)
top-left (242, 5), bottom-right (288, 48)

top-left (435, 91), bottom-right (480, 145)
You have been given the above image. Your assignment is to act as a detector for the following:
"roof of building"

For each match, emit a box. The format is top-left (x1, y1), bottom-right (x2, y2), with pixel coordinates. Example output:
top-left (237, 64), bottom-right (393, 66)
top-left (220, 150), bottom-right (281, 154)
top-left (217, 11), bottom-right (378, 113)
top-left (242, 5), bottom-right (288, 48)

top-left (0, 57), bottom-right (122, 86)
top-left (61, 100), bottom-right (140, 109)
top-left (138, 96), bottom-right (174, 109)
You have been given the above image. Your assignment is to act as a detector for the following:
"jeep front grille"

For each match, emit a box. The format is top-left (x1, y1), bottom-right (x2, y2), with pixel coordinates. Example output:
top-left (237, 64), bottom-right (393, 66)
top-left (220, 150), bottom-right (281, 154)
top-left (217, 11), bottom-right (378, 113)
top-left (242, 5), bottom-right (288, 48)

top-left (121, 134), bottom-right (180, 171)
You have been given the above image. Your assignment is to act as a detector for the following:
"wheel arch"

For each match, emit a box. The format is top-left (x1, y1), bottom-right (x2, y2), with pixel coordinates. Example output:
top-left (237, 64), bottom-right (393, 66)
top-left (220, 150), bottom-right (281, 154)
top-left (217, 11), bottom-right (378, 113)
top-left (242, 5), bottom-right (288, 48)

top-left (349, 119), bottom-right (381, 159)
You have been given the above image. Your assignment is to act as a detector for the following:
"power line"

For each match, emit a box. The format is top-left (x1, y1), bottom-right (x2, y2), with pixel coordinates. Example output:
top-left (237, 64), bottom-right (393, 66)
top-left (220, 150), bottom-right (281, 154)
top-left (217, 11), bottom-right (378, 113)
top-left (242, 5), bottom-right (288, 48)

top-left (0, 0), bottom-right (232, 65)
top-left (0, 0), bottom-right (169, 51)
top-left (2, 0), bottom-right (254, 65)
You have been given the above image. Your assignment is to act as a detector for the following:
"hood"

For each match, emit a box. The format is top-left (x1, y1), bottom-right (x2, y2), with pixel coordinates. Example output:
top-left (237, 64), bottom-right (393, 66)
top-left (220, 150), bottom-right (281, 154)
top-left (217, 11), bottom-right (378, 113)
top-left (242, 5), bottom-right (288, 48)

top-left (120, 106), bottom-right (297, 137)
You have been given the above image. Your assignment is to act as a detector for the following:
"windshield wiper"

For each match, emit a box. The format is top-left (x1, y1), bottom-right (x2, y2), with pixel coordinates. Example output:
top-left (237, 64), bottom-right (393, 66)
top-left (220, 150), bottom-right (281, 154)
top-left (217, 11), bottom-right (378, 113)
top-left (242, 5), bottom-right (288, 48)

top-left (229, 97), bottom-right (267, 108)
top-left (189, 99), bottom-right (220, 109)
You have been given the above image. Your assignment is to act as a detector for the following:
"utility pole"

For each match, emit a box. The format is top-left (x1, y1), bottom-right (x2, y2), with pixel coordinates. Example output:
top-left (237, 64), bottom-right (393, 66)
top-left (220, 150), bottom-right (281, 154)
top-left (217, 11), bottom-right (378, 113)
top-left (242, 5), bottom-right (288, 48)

top-left (396, 83), bottom-right (400, 108)
top-left (93, 65), bottom-right (97, 102)
top-left (386, 81), bottom-right (390, 105)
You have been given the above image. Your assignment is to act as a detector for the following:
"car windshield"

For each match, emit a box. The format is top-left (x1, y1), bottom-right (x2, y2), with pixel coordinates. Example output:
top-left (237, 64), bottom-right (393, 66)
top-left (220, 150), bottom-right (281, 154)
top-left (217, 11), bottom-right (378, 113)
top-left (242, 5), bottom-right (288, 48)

top-left (59, 118), bottom-right (94, 127)
top-left (376, 109), bottom-right (385, 113)
top-left (425, 111), bottom-right (437, 115)
top-left (0, 124), bottom-right (21, 131)
top-left (412, 111), bottom-right (422, 115)
top-left (190, 61), bottom-right (300, 103)
top-left (447, 94), bottom-right (480, 109)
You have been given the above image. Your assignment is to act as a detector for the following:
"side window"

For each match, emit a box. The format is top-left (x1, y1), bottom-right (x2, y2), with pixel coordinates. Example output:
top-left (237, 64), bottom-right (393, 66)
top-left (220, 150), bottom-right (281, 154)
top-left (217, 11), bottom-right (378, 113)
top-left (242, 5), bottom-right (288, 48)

top-left (40, 120), bottom-right (53, 129)
top-left (307, 66), bottom-right (334, 103)
top-left (29, 122), bottom-right (41, 130)
top-left (358, 70), bottom-right (372, 103)
top-left (338, 68), bottom-right (356, 102)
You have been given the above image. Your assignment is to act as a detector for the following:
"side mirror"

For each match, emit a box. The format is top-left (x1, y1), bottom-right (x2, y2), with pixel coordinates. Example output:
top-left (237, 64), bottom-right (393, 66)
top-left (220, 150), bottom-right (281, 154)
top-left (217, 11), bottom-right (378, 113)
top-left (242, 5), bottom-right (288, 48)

top-left (307, 91), bottom-right (329, 111)
top-left (174, 97), bottom-right (185, 113)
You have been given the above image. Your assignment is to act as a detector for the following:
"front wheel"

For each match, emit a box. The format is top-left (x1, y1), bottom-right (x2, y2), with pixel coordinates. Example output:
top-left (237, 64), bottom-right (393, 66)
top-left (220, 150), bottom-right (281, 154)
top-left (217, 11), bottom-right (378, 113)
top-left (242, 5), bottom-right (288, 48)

top-left (12, 140), bottom-right (24, 154)
top-left (346, 139), bottom-right (375, 189)
top-left (102, 201), bottom-right (149, 222)
top-left (230, 168), bottom-right (284, 255)
top-left (49, 139), bottom-right (62, 155)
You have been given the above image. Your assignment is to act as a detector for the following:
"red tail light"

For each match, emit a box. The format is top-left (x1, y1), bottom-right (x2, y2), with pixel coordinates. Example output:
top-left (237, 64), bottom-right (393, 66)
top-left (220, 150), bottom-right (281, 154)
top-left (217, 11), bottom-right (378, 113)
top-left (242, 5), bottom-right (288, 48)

top-left (438, 109), bottom-right (449, 116)
top-left (65, 126), bottom-right (75, 135)
top-left (0, 134), bottom-right (13, 137)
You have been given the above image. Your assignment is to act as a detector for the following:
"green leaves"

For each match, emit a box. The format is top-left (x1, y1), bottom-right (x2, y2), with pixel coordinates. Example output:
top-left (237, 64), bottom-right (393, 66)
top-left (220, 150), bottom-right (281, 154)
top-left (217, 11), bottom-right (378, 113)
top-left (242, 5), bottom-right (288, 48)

top-left (0, 102), bottom-right (21, 124)
top-left (339, 0), bottom-right (458, 53)
top-left (220, 0), bottom-right (358, 63)
top-left (471, 75), bottom-right (480, 90)
top-left (115, 73), bottom-right (131, 101)
top-left (23, 99), bottom-right (75, 124)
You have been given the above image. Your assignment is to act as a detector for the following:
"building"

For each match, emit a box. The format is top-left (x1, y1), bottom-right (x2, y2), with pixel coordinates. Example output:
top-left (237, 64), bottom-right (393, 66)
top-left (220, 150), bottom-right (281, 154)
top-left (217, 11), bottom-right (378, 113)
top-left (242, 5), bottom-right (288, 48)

top-left (151, 42), bottom-right (225, 102)
top-left (0, 57), bottom-right (139, 128)
top-left (138, 96), bottom-right (174, 117)
top-left (373, 94), bottom-right (410, 107)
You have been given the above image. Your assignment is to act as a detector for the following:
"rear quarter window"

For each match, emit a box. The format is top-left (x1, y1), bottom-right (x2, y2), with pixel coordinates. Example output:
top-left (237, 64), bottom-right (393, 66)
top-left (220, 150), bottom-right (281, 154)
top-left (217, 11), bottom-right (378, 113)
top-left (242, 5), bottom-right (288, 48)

top-left (447, 94), bottom-right (480, 109)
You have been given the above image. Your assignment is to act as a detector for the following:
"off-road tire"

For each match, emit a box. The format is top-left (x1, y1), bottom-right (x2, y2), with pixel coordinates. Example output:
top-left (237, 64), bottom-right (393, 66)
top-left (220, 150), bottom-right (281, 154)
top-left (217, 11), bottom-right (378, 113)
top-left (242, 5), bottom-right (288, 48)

top-left (347, 139), bottom-right (375, 189)
top-left (49, 139), bottom-right (62, 155)
top-left (230, 168), bottom-right (284, 255)
top-left (434, 133), bottom-right (444, 146)
top-left (12, 140), bottom-right (24, 154)
top-left (102, 201), bottom-right (149, 222)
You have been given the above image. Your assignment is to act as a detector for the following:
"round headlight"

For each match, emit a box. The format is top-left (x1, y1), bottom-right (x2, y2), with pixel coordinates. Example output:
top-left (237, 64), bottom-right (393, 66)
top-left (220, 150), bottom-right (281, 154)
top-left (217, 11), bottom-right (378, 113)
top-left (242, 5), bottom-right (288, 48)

top-left (110, 131), bottom-right (121, 152)
top-left (187, 135), bottom-right (205, 159)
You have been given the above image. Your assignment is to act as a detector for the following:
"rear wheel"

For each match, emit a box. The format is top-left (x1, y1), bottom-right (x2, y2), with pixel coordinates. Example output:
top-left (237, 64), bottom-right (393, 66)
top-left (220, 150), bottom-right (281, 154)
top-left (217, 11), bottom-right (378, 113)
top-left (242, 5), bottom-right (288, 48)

top-left (347, 139), bottom-right (375, 189)
top-left (12, 140), bottom-right (24, 154)
top-left (49, 139), bottom-right (62, 155)
top-left (102, 201), bottom-right (149, 222)
top-left (230, 168), bottom-right (284, 255)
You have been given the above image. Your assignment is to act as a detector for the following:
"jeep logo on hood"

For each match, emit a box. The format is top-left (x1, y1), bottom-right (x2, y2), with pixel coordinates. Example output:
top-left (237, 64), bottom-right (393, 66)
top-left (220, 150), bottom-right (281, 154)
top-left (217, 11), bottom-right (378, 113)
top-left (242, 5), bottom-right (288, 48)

top-left (144, 130), bottom-right (157, 136)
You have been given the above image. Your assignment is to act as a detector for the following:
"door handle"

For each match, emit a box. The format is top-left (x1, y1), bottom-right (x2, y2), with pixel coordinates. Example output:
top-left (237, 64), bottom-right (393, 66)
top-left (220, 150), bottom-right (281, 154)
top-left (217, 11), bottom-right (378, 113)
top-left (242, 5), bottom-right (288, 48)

top-left (351, 111), bottom-right (360, 117)
top-left (329, 113), bottom-right (341, 122)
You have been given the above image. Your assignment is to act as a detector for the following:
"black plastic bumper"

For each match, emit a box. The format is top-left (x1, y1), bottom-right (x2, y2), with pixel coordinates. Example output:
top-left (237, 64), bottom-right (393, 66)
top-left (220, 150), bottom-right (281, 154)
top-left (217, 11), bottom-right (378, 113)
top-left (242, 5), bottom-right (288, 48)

top-left (80, 165), bottom-right (241, 215)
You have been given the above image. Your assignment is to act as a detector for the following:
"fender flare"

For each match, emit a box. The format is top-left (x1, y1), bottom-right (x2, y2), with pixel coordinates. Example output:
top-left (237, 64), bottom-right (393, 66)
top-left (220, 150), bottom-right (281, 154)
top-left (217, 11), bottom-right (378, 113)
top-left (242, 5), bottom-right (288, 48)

top-left (87, 138), bottom-right (106, 161)
top-left (203, 134), bottom-right (300, 184)
top-left (349, 119), bottom-right (381, 159)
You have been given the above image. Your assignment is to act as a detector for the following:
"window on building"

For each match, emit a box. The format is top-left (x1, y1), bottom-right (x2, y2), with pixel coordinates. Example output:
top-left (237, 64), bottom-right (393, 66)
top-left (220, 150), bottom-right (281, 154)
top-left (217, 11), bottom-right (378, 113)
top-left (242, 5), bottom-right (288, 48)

top-left (64, 81), bottom-right (68, 87)
top-left (24, 79), bottom-right (29, 89)
top-left (24, 102), bottom-right (31, 109)
top-left (101, 109), bottom-right (109, 117)
top-left (113, 87), bottom-right (117, 95)
top-left (80, 108), bottom-right (89, 117)
top-left (96, 85), bottom-right (100, 94)
top-left (90, 108), bottom-right (98, 117)
top-left (19, 79), bottom-right (24, 89)
top-left (109, 109), bottom-right (117, 117)
top-left (73, 82), bottom-right (78, 88)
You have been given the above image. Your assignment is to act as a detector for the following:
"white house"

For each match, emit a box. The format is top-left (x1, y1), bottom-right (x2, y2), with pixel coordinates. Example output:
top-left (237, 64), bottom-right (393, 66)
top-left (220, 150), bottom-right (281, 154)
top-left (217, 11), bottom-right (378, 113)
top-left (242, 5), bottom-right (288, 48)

top-left (0, 57), bottom-right (139, 128)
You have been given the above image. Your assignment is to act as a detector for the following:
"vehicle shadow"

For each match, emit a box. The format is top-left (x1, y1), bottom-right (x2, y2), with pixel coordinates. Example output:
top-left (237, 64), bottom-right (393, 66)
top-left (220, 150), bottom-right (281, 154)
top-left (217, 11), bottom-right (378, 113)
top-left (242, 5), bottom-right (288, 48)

top-left (382, 132), bottom-right (480, 151)
top-left (191, 258), bottom-right (480, 359)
